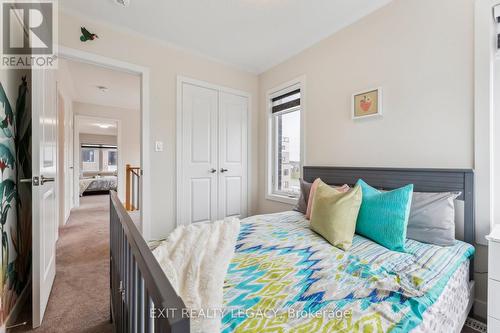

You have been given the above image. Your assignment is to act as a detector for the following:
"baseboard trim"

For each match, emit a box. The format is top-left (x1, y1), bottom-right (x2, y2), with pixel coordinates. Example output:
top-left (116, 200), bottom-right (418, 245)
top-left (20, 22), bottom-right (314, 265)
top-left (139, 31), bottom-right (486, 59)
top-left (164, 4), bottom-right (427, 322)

top-left (1, 278), bottom-right (32, 332)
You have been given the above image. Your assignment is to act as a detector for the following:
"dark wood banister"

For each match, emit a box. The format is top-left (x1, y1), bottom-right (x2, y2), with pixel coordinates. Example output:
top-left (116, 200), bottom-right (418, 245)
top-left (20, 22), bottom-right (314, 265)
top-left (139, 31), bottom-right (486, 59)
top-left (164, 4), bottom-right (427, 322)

top-left (110, 191), bottom-right (189, 332)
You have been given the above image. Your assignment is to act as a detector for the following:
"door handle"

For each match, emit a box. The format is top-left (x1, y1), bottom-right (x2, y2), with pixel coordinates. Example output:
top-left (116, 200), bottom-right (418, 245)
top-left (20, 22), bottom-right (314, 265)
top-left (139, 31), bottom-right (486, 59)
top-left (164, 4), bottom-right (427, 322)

top-left (20, 177), bottom-right (40, 186)
top-left (40, 175), bottom-right (55, 185)
top-left (209, 168), bottom-right (217, 174)
top-left (220, 168), bottom-right (228, 173)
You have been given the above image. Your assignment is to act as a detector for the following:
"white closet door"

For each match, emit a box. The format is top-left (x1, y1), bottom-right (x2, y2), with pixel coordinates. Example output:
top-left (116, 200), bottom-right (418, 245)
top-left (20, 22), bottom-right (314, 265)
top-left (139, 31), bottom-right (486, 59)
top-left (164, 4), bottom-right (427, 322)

top-left (218, 92), bottom-right (248, 219)
top-left (180, 83), bottom-right (219, 224)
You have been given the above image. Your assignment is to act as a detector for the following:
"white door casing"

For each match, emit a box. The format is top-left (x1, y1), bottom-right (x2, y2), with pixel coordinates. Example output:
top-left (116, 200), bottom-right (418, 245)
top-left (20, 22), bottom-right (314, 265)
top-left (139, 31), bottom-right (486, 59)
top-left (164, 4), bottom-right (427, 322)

top-left (62, 94), bottom-right (73, 222)
top-left (177, 78), bottom-right (249, 225)
top-left (58, 46), bottom-right (151, 240)
top-left (179, 83), bottom-right (219, 224)
top-left (32, 69), bottom-right (58, 328)
top-left (57, 92), bottom-right (65, 228)
top-left (218, 92), bottom-right (248, 218)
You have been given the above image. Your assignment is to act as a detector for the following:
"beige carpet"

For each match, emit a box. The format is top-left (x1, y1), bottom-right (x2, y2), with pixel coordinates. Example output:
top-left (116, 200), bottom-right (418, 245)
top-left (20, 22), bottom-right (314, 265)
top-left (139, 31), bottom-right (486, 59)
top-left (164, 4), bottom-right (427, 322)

top-left (11, 194), bottom-right (113, 333)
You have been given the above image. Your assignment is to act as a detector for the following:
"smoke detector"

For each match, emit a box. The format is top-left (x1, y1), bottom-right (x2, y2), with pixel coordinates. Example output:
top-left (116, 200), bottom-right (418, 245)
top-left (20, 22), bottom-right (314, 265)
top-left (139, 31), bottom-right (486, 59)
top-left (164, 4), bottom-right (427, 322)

top-left (114, 0), bottom-right (130, 7)
top-left (96, 85), bottom-right (109, 93)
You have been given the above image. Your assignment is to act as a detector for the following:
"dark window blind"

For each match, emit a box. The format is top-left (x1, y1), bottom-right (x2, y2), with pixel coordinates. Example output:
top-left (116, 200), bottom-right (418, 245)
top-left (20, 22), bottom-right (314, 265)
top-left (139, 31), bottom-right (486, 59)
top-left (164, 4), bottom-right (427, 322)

top-left (272, 89), bottom-right (300, 114)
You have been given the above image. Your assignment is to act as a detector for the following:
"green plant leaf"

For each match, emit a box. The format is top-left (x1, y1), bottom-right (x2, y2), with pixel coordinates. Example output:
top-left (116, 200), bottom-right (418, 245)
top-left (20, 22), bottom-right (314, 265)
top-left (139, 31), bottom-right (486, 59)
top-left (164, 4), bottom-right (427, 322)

top-left (0, 143), bottom-right (15, 170)
top-left (15, 76), bottom-right (28, 129)
top-left (0, 179), bottom-right (15, 205)
top-left (1, 127), bottom-right (13, 138)
top-left (2, 232), bottom-right (8, 285)
top-left (1, 204), bottom-right (11, 226)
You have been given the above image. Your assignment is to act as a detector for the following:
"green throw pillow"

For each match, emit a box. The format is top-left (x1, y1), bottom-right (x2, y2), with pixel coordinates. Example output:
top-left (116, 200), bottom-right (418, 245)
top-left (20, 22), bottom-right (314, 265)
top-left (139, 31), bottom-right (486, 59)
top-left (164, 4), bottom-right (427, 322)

top-left (310, 182), bottom-right (362, 251)
top-left (355, 179), bottom-right (414, 252)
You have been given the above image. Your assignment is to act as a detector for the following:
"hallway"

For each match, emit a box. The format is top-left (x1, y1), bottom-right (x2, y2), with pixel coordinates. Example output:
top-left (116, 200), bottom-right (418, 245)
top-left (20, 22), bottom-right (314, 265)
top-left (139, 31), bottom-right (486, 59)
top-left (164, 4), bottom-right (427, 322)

top-left (12, 195), bottom-right (113, 333)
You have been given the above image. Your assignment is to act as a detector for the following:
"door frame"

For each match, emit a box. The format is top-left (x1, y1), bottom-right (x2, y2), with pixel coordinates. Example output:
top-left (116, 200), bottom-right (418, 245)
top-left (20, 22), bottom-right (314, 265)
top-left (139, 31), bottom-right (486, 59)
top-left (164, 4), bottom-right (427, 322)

top-left (56, 90), bottom-right (65, 229)
top-left (74, 115), bottom-right (122, 204)
top-left (56, 87), bottom-right (74, 227)
top-left (176, 76), bottom-right (251, 226)
top-left (474, 0), bottom-right (500, 246)
top-left (59, 46), bottom-right (152, 239)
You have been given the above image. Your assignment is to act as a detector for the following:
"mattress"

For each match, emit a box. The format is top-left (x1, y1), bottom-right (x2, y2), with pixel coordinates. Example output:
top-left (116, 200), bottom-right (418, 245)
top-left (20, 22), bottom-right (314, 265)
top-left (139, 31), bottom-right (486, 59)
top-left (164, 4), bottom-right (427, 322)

top-left (221, 211), bottom-right (474, 333)
top-left (411, 260), bottom-right (471, 333)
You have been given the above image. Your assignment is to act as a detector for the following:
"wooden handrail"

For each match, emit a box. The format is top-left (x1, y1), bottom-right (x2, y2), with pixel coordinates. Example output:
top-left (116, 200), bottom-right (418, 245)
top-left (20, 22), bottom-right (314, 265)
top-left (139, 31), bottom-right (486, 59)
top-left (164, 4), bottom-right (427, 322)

top-left (125, 164), bottom-right (141, 211)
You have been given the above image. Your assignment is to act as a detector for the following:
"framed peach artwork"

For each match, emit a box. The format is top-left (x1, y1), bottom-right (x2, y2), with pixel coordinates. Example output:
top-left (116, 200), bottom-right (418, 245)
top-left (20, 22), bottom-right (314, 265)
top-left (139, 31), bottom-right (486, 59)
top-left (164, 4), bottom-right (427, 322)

top-left (352, 88), bottom-right (382, 120)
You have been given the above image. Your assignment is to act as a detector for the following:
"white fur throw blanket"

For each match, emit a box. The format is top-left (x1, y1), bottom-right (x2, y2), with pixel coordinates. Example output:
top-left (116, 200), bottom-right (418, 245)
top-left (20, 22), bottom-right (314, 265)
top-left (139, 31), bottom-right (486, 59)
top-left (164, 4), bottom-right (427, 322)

top-left (152, 218), bottom-right (240, 333)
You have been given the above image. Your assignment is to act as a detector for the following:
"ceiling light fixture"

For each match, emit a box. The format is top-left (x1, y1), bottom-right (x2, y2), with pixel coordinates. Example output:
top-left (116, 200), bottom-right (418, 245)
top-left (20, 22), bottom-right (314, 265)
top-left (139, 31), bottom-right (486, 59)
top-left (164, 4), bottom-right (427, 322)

top-left (95, 123), bottom-right (114, 129)
top-left (114, 0), bottom-right (130, 8)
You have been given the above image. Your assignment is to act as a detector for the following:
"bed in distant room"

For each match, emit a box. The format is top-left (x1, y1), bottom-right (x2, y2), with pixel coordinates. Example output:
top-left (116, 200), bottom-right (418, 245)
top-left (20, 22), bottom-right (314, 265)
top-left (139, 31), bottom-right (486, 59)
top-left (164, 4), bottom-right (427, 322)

top-left (80, 172), bottom-right (117, 196)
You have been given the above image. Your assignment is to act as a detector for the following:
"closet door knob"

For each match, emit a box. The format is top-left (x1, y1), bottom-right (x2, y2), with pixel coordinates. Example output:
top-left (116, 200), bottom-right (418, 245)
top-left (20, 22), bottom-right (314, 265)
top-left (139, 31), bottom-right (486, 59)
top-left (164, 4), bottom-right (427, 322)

top-left (220, 168), bottom-right (228, 173)
top-left (209, 168), bottom-right (217, 173)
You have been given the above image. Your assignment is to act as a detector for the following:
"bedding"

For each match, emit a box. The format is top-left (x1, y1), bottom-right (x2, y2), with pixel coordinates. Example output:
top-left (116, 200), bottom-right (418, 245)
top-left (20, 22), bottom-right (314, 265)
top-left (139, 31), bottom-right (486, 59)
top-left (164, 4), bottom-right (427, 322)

top-left (222, 211), bottom-right (474, 333)
top-left (294, 179), bottom-right (313, 214)
top-left (295, 179), bottom-right (351, 216)
top-left (153, 217), bottom-right (240, 333)
top-left (355, 179), bottom-right (413, 252)
top-left (412, 260), bottom-right (471, 333)
top-left (306, 178), bottom-right (321, 219)
top-left (407, 191), bottom-right (461, 246)
top-left (310, 183), bottom-right (362, 250)
top-left (306, 179), bottom-right (350, 219)
top-left (79, 175), bottom-right (117, 196)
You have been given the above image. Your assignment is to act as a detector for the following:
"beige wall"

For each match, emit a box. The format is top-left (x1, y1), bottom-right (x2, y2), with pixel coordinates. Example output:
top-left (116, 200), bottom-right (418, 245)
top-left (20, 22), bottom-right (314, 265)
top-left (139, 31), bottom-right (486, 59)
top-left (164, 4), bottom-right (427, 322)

top-left (256, 0), bottom-right (486, 317)
top-left (259, 0), bottom-right (474, 213)
top-left (59, 11), bottom-right (259, 238)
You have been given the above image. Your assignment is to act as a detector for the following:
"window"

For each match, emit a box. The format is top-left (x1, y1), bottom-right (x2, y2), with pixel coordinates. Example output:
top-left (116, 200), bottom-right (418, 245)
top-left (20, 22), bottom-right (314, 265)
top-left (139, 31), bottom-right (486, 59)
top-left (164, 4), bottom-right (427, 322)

top-left (82, 148), bottom-right (95, 163)
top-left (108, 150), bottom-right (117, 166)
top-left (269, 84), bottom-right (302, 201)
top-left (81, 145), bottom-right (118, 173)
top-left (102, 149), bottom-right (118, 172)
top-left (81, 147), bottom-right (100, 172)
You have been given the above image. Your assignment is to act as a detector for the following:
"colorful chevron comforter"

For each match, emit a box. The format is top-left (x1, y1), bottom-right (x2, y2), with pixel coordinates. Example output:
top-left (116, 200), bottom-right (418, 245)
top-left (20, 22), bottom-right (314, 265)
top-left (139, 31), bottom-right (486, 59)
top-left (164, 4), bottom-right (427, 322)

top-left (221, 211), bottom-right (474, 333)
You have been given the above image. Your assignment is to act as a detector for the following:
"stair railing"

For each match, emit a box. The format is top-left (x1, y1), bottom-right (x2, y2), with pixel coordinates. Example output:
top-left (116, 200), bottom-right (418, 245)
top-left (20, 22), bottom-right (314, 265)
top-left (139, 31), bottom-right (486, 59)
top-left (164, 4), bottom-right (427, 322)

top-left (125, 164), bottom-right (141, 211)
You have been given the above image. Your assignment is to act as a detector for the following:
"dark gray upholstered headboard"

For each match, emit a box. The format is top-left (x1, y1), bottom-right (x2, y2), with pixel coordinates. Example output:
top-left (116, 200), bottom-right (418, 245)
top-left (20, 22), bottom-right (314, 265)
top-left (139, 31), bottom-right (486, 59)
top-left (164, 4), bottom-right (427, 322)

top-left (303, 166), bottom-right (475, 278)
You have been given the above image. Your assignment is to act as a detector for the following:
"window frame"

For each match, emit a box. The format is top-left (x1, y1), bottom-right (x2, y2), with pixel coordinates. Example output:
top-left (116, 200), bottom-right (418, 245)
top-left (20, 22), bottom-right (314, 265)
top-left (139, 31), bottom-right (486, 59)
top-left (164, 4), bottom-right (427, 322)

top-left (266, 77), bottom-right (305, 205)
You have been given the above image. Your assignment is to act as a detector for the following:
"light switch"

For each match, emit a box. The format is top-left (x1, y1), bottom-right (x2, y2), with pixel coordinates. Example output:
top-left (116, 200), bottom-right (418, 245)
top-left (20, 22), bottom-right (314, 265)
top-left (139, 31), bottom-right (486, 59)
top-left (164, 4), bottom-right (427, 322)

top-left (155, 141), bottom-right (164, 152)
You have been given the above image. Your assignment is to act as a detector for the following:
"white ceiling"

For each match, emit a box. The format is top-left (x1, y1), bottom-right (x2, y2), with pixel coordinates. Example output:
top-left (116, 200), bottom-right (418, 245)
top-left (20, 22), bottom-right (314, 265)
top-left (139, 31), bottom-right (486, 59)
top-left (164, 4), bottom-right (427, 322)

top-left (79, 117), bottom-right (118, 136)
top-left (61, 58), bottom-right (140, 110)
top-left (61, 0), bottom-right (393, 73)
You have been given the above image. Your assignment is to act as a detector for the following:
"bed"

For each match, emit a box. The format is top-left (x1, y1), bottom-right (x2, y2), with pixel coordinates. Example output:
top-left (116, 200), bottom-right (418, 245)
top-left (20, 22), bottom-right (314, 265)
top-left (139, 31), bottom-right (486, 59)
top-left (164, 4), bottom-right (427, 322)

top-left (109, 167), bottom-right (475, 333)
top-left (222, 211), bottom-right (473, 333)
top-left (80, 175), bottom-right (117, 196)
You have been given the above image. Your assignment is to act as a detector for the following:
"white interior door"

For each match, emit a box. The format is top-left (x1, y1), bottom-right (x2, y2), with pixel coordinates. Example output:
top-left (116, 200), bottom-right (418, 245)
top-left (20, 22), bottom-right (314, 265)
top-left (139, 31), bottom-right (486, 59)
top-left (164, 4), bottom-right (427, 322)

top-left (218, 92), bottom-right (248, 219)
top-left (32, 69), bottom-right (58, 328)
top-left (179, 82), bottom-right (218, 224)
